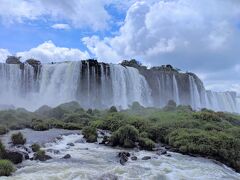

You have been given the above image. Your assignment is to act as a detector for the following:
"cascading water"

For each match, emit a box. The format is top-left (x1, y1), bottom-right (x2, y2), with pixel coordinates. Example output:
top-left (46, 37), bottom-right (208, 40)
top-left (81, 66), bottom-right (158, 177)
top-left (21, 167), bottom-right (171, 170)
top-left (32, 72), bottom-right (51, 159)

top-left (0, 61), bottom-right (239, 113)
top-left (110, 64), bottom-right (152, 109)
top-left (172, 74), bottom-right (180, 105)
top-left (205, 91), bottom-right (239, 113)
top-left (0, 61), bottom-right (152, 110)
top-left (189, 76), bottom-right (202, 110)
top-left (1, 129), bottom-right (240, 180)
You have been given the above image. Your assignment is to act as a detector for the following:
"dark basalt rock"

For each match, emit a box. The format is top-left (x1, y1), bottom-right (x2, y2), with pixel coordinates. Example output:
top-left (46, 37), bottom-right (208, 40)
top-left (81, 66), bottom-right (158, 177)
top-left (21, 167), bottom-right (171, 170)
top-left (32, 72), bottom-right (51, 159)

top-left (156, 149), bottom-right (167, 156)
top-left (62, 154), bottom-right (71, 159)
top-left (25, 59), bottom-right (41, 78)
top-left (4, 150), bottom-right (29, 164)
top-left (26, 59), bottom-right (41, 67)
top-left (46, 149), bottom-right (60, 154)
top-left (142, 156), bottom-right (151, 160)
top-left (33, 151), bottom-right (52, 161)
top-left (118, 152), bottom-right (130, 165)
top-left (131, 156), bottom-right (137, 161)
top-left (15, 145), bottom-right (31, 153)
top-left (100, 136), bottom-right (109, 145)
top-left (33, 154), bottom-right (52, 161)
top-left (75, 139), bottom-right (86, 144)
top-left (67, 143), bottom-right (74, 146)
top-left (6, 56), bottom-right (22, 64)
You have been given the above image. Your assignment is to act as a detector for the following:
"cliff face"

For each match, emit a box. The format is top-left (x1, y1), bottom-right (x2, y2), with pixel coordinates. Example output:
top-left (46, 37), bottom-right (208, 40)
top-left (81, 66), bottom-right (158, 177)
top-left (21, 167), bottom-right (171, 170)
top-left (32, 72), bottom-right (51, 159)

top-left (0, 59), bottom-right (239, 113)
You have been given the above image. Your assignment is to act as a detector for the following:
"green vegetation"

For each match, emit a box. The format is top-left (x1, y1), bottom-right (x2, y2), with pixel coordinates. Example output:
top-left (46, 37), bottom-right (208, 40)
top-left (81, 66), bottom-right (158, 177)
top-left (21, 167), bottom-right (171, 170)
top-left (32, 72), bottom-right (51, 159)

top-left (82, 126), bottom-right (97, 143)
top-left (0, 126), bottom-right (8, 135)
top-left (11, 132), bottom-right (26, 145)
top-left (0, 160), bottom-right (15, 176)
top-left (33, 150), bottom-right (51, 161)
top-left (35, 150), bottom-right (45, 157)
top-left (108, 106), bottom-right (118, 113)
top-left (138, 137), bottom-right (155, 151)
top-left (111, 125), bottom-right (139, 148)
top-left (31, 143), bottom-right (41, 152)
top-left (0, 141), bottom-right (5, 158)
top-left (31, 119), bottom-right (49, 131)
top-left (0, 101), bottom-right (240, 171)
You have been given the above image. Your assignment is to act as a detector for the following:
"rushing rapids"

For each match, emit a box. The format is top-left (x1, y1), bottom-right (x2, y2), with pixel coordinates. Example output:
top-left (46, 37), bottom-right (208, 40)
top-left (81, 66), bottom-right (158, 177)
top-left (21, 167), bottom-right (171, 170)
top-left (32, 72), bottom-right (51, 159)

top-left (1, 129), bottom-right (240, 180)
top-left (0, 60), bottom-right (239, 113)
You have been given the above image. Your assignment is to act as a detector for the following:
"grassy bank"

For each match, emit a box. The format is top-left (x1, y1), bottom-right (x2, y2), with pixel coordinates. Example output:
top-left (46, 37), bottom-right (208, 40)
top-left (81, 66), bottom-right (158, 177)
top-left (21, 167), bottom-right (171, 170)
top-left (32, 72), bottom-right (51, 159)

top-left (0, 101), bottom-right (240, 172)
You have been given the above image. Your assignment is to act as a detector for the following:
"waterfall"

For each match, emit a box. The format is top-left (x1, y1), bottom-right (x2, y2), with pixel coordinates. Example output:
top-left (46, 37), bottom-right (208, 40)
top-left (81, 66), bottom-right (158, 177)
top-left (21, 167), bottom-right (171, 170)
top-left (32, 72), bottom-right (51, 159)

top-left (0, 62), bottom-right (152, 110)
top-left (0, 63), bottom-right (36, 108)
top-left (156, 73), bottom-right (180, 107)
top-left (205, 91), bottom-right (238, 113)
top-left (173, 74), bottom-right (180, 105)
top-left (0, 61), bottom-right (239, 113)
top-left (189, 76), bottom-right (202, 110)
top-left (237, 97), bottom-right (240, 112)
top-left (110, 64), bottom-right (152, 109)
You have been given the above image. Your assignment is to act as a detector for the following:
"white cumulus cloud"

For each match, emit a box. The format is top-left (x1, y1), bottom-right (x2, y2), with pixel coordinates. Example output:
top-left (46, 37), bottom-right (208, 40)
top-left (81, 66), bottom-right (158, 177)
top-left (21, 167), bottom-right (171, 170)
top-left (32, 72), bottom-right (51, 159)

top-left (51, 23), bottom-right (70, 30)
top-left (82, 0), bottom-right (240, 91)
top-left (17, 41), bottom-right (90, 63)
top-left (0, 49), bottom-right (11, 63)
top-left (0, 0), bottom-right (111, 30)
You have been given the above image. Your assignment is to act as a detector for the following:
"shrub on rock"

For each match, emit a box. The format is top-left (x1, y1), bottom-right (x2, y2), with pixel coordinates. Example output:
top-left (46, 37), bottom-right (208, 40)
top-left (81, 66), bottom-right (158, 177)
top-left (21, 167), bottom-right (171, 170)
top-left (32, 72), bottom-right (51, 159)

top-left (109, 106), bottom-right (118, 113)
top-left (111, 125), bottom-right (139, 148)
top-left (139, 132), bottom-right (149, 138)
top-left (33, 150), bottom-right (52, 161)
top-left (0, 160), bottom-right (15, 176)
top-left (31, 143), bottom-right (40, 152)
top-left (193, 111), bottom-right (222, 122)
top-left (163, 100), bottom-right (177, 111)
top-left (130, 102), bottom-right (144, 112)
top-left (31, 119), bottom-right (49, 131)
top-left (0, 141), bottom-right (5, 158)
top-left (0, 126), bottom-right (8, 135)
top-left (138, 137), bottom-right (155, 151)
top-left (11, 132), bottom-right (26, 145)
top-left (63, 123), bottom-right (82, 130)
top-left (82, 126), bottom-right (97, 143)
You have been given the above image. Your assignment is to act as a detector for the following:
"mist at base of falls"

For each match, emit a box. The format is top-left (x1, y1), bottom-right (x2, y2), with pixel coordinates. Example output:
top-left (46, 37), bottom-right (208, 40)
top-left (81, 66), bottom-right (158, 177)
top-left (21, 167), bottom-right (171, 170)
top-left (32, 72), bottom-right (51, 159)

top-left (0, 60), bottom-right (239, 113)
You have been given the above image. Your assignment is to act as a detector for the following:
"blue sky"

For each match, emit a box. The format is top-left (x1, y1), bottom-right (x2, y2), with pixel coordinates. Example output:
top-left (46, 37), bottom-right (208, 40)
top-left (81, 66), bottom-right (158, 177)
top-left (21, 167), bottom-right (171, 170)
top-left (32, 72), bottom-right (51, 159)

top-left (0, 1), bottom-right (126, 53)
top-left (0, 0), bottom-right (240, 93)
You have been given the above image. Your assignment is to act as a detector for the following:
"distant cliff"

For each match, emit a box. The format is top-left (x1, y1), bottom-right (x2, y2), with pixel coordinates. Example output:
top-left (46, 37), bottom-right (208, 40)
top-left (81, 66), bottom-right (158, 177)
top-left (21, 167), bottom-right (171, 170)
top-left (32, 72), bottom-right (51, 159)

top-left (0, 57), bottom-right (239, 113)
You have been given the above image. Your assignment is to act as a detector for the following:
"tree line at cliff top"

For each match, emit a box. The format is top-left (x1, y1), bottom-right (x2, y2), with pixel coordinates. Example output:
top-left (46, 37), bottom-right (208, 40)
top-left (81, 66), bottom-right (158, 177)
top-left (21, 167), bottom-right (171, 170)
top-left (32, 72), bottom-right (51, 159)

top-left (0, 100), bottom-right (240, 174)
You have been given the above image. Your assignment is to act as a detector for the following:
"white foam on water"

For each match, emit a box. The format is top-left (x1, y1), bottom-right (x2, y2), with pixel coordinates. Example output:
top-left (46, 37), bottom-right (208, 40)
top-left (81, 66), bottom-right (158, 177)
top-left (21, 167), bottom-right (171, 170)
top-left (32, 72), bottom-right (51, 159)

top-left (2, 134), bottom-right (240, 180)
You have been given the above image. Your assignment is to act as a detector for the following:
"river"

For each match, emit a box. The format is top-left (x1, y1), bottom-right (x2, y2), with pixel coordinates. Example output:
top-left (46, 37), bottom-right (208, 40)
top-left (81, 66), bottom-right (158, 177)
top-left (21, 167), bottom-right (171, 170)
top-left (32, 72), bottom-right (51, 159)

top-left (1, 129), bottom-right (240, 180)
